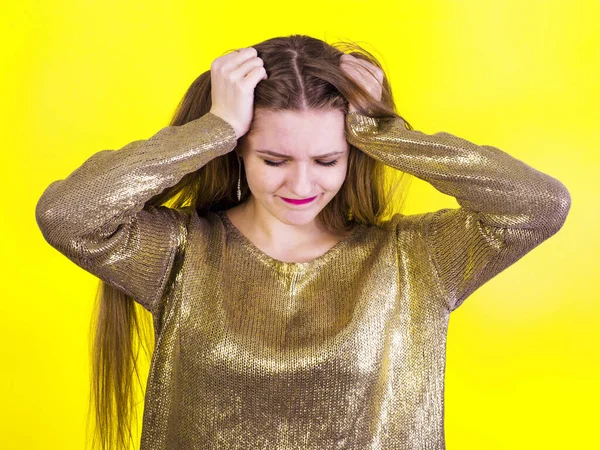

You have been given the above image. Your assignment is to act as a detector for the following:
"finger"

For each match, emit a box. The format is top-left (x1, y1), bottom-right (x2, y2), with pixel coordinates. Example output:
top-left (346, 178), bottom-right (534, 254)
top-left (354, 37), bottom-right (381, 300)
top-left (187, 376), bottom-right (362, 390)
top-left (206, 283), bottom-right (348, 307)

top-left (341, 58), bottom-right (374, 78)
top-left (347, 63), bottom-right (382, 84)
top-left (233, 47), bottom-right (258, 60)
top-left (342, 55), bottom-right (382, 77)
top-left (230, 57), bottom-right (264, 81)
top-left (220, 47), bottom-right (258, 71)
top-left (341, 63), bottom-right (369, 82)
top-left (241, 65), bottom-right (268, 88)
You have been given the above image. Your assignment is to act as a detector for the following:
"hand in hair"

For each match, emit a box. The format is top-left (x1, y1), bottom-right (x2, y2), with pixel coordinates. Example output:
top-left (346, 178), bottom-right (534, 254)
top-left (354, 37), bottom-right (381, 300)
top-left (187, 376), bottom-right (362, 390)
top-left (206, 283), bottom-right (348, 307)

top-left (339, 54), bottom-right (383, 113)
top-left (209, 47), bottom-right (268, 140)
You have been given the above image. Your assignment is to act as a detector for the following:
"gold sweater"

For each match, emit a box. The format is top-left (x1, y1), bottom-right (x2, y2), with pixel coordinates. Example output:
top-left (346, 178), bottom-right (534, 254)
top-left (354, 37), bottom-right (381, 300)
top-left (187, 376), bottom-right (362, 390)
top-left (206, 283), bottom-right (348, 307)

top-left (35, 111), bottom-right (571, 449)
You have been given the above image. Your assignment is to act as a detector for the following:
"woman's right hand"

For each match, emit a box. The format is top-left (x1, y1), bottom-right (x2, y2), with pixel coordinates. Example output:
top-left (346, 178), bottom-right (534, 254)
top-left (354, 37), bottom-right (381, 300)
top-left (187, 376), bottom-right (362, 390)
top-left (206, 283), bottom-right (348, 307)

top-left (209, 47), bottom-right (268, 140)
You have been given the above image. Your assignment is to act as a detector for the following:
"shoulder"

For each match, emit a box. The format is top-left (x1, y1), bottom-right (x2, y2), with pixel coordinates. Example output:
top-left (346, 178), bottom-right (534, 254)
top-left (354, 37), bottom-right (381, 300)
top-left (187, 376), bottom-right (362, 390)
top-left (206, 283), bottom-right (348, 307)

top-left (187, 209), bottom-right (225, 235)
top-left (383, 212), bottom-right (433, 232)
top-left (172, 208), bottom-right (227, 254)
top-left (352, 213), bottom-right (431, 241)
top-left (381, 212), bottom-right (439, 246)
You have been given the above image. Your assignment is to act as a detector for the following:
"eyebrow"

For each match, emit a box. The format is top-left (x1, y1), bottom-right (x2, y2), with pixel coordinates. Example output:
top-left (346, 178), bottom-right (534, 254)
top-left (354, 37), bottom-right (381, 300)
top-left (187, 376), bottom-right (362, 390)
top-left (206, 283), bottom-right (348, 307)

top-left (255, 150), bottom-right (345, 159)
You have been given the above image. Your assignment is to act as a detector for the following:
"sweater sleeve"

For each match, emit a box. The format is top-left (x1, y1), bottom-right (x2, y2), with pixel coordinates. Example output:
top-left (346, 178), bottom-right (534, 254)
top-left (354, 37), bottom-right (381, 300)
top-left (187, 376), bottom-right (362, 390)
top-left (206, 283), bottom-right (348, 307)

top-left (345, 111), bottom-right (571, 312)
top-left (35, 112), bottom-right (238, 314)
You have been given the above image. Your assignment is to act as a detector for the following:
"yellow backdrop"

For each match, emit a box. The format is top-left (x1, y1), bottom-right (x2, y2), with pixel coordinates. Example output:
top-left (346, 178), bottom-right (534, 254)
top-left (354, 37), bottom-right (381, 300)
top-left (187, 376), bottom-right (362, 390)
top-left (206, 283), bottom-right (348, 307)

top-left (1, 1), bottom-right (597, 449)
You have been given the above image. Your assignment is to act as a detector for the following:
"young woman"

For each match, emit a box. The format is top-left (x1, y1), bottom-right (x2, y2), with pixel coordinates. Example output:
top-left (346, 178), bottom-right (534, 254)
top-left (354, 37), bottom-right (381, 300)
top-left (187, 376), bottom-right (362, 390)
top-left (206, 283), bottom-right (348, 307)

top-left (36, 35), bottom-right (571, 450)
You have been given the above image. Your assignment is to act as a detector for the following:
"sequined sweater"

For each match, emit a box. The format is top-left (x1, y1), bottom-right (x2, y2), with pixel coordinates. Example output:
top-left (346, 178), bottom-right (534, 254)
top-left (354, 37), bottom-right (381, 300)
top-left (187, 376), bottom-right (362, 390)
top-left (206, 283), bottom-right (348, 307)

top-left (35, 111), bottom-right (571, 449)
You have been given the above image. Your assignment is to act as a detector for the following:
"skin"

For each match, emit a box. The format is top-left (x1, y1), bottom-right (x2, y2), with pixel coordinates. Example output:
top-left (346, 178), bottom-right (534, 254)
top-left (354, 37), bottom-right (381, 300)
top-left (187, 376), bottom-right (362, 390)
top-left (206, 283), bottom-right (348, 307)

top-left (226, 108), bottom-right (353, 262)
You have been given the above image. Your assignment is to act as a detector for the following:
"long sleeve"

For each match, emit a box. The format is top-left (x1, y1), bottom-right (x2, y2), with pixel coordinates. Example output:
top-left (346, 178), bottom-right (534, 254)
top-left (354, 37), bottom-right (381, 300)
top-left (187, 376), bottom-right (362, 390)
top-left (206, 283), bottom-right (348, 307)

top-left (345, 111), bottom-right (571, 312)
top-left (35, 112), bottom-right (238, 313)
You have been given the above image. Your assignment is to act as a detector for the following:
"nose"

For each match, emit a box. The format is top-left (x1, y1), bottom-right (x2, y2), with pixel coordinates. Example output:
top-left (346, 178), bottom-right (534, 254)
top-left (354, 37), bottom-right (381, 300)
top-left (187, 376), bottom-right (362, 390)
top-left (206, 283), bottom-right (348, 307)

top-left (288, 163), bottom-right (316, 198)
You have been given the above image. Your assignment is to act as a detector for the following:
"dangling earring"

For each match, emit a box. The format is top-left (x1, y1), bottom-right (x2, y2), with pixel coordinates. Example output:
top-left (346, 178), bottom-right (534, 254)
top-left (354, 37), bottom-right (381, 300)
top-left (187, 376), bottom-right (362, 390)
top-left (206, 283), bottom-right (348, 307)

top-left (237, 155), bottom-right (242, 201)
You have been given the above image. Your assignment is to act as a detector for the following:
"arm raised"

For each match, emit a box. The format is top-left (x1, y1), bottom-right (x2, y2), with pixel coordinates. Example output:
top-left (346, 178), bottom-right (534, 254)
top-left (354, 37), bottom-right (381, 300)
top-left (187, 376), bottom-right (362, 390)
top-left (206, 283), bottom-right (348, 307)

top-left (345, 112), bottom-right (571, 311)
top-left (35, 112), bottom-right (238, 313)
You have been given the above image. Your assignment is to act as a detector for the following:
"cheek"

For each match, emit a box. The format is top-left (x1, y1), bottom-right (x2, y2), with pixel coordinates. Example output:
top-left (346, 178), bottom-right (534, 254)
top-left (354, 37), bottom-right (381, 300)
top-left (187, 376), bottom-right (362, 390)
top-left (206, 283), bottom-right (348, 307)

top-left (245, 162), bottom-right (280, 191)
top-left (320, 169), bottom-right (346, 191)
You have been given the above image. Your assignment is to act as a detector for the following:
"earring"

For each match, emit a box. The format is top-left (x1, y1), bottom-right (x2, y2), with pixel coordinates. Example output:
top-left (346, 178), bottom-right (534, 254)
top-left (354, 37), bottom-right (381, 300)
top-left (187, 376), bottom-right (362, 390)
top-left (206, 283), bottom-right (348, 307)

top-left (237, 155), bottom-right (242, 201)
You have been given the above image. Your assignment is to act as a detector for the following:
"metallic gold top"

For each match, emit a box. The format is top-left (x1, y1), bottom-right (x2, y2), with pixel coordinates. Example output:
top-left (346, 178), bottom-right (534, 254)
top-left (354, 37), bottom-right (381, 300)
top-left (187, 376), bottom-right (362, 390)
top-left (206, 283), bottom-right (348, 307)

top-left (35, 111), bottom-right (571, 449)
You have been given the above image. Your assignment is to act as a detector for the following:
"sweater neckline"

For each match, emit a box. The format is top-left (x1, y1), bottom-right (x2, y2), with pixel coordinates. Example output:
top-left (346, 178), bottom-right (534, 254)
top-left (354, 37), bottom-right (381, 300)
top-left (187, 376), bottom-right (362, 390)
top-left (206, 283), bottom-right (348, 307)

top-left (214, 209), bottom-right (364, 272)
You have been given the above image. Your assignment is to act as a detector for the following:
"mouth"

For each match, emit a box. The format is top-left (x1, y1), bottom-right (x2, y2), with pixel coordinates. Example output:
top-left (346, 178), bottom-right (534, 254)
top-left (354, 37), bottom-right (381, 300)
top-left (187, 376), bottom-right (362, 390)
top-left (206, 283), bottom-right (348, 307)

top-left (279, 195), bottom-right (318, 205)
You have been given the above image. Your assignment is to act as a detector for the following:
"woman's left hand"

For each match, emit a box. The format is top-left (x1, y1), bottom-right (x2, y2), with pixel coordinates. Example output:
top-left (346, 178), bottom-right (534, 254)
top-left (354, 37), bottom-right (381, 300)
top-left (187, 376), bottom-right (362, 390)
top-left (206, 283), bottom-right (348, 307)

top-left (339, 54), bottom-right (384, 113)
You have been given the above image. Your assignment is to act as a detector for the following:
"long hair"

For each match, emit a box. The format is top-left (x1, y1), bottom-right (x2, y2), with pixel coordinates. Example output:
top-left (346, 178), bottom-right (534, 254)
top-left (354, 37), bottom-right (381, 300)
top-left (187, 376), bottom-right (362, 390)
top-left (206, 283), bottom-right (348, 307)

top-left (87, 34), bottom-right (415, 450)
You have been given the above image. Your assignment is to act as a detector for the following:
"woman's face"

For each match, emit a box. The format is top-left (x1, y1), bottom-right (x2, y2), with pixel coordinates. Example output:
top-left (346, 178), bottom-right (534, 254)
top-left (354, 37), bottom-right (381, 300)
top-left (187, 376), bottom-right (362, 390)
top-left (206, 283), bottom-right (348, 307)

top-left (238, 108), bottom-right (350, 226)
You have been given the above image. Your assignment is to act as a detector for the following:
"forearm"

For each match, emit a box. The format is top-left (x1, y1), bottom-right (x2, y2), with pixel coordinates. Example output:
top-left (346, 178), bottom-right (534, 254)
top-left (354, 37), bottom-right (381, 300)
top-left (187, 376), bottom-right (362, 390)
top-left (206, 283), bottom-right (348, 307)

top-left (345, 112), bottom-right (571, 230)
top-left (36, 112), bottom-right (238, 240)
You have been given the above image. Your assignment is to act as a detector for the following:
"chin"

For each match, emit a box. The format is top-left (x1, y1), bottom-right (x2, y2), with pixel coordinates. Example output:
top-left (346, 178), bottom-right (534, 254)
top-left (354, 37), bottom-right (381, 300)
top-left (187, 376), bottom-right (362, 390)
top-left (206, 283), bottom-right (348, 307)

top-left (272, 196), bottom-right (332, 225)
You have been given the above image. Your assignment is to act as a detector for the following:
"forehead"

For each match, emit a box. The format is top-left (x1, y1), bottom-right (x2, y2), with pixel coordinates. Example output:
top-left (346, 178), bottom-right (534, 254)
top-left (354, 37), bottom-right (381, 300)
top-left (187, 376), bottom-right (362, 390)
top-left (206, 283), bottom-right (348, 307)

top-left (246, 109), bottom-right (348, 155)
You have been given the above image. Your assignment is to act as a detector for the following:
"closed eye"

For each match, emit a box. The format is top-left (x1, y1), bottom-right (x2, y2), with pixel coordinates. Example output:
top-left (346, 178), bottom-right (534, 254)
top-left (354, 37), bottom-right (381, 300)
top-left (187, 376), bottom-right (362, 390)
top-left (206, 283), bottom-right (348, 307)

top-left (263, 160), bottom-right (338, 167)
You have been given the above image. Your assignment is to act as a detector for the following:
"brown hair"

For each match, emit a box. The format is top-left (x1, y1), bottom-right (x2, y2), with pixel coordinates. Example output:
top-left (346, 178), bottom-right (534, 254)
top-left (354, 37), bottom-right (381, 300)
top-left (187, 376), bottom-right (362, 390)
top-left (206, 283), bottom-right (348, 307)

top-left (87, 34), bottom-right (414, 449)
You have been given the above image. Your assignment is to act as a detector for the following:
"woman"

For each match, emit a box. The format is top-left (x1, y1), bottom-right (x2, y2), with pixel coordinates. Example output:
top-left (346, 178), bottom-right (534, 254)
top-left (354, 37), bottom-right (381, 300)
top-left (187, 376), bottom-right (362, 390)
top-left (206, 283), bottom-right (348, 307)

top-left (35, 35), bottom-right (571, 450)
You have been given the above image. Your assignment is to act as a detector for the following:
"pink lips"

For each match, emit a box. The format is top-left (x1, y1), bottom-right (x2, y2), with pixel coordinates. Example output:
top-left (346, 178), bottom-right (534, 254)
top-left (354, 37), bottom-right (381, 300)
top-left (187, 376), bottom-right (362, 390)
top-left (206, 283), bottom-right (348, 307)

top-left (280, 195), bottom-right (318, 205)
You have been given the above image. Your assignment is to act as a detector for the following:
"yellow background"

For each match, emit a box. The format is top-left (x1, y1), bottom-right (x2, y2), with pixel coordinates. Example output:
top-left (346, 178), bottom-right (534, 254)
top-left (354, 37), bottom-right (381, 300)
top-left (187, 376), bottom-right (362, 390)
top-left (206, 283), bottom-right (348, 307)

top-left (1, 1), bottom-right (598, 449)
